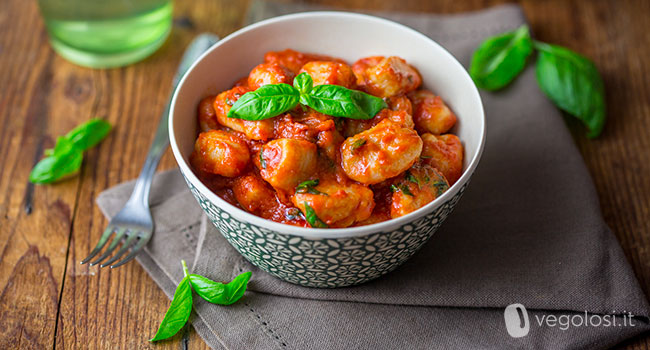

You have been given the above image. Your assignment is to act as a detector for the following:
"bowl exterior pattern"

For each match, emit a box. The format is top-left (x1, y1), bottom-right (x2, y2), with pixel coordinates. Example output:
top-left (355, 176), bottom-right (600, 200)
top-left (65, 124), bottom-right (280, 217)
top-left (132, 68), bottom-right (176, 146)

top-left (186, 177), bottom-right (468, 288)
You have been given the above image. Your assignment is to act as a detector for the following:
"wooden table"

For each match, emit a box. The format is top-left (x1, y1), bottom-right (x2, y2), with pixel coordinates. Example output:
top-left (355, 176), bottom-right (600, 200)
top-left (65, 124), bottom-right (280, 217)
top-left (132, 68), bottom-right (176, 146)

top-left (1, 0), bottom-right (648, 348)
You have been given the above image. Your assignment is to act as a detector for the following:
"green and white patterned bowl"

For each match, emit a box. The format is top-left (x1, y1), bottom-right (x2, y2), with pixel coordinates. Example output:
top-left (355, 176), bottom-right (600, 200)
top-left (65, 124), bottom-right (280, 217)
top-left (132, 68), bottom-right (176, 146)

top-left (169, 12), bottom-right (486, 288)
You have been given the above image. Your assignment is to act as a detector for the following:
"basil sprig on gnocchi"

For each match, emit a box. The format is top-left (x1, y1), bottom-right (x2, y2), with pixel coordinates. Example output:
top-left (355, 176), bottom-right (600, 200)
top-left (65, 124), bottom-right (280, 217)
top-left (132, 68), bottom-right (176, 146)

top-left (228, 72), bottom-right (387, 120)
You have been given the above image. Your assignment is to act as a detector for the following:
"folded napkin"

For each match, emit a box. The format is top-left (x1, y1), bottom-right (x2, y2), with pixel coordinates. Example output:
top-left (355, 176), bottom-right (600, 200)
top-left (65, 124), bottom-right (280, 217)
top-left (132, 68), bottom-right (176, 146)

top-left (97, 2), bottom-right (650, 349)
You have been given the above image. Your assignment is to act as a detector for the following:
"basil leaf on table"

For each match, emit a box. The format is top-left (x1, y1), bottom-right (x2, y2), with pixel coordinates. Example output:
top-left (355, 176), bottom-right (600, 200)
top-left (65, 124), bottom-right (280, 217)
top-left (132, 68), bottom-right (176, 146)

top-left (227, 83), bottom-right (299, 120)
top-left (188, 271), bottom-right (252, 305)
top-left (535, 42), bottom-right (606, 138)
top-left (29, 137), bottom-right (83, 184)
top-left (469, 25), bottom-right (533, 91)
top-left (44, 118), bottom-right (111, 156)
top-left (63, 118), bottom-right (112, 151)
top-left (150, 276), bottom-right (193, 342)
top-left (32, 118), bottom-right (111, 184)
top-left (302, 84), bottom-right (387, 119)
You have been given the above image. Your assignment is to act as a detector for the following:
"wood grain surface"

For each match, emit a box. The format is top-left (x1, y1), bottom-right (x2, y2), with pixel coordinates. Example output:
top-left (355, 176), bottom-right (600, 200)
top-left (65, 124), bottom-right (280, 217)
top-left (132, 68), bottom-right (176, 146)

top-left (0, 0), bottom-right (648, 349)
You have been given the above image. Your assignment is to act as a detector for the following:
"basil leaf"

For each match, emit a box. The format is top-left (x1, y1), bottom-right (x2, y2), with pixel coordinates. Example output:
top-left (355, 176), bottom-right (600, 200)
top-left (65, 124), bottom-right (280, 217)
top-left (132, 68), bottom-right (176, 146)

top-left (188, 271), bottom-right (252, 305)
top-left (29, 137), bottom-right (83, 184)
top-left (34, 118), bottom-right (111, 183)
top-left (227, 84), bottom-right (299, 120)
top-left (534, 42), bottom-right (605, 138)
top-left (296, 179), bottom-right (318, 192)
top-left (433, 181), bottom-right (449, 196)
top-left (351, 138), bottom-right (366, 150)
top-left (295, 179), bottom-right (327, 195)
top-left (390, 184), bottom-right (414, 196)
top-left (44, 118), bottom-right (111, 156)
top-left (65, 118), bottom-right (112, 151)
top-left (405, 170), bottom-right (420, 187)
top-left (303, 85), bottom-right (387, 119)
top-left (150, 276), bottom-right (193, 342)
top-left (224, 271), bottom-right (252, 303)
top-left (294, 72), bottom-right (313, 95)
top-left (470, 25), bottom-right (533, 91)
top-left (303, 202), bottom-right (328, 228)
top-left (259, 146), bottom-right (267, 169)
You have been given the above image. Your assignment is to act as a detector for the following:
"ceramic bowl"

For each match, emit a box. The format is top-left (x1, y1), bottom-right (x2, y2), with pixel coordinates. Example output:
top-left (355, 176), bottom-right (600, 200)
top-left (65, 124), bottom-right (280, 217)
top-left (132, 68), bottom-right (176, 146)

top-left (169, 12), bottom-right (486, 288)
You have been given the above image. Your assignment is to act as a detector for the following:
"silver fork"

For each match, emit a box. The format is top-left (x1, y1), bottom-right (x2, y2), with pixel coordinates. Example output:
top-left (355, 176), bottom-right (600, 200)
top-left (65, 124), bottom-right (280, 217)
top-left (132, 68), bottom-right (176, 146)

top-left (81, 34), bottom-right (219, 268)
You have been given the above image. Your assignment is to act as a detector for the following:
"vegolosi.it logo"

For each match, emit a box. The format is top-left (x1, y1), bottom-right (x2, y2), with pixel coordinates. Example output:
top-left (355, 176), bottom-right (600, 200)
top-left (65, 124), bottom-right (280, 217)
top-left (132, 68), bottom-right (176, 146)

top-left (504, 303), bottom-right (636, 338)
top-left (504, 303), bottom-right (530, 337)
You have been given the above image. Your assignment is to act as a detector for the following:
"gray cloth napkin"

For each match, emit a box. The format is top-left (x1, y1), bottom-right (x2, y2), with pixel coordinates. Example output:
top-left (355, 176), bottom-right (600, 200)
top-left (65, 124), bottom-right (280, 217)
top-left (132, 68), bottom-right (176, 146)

top-left (97, 2), bottom-right (650, 349)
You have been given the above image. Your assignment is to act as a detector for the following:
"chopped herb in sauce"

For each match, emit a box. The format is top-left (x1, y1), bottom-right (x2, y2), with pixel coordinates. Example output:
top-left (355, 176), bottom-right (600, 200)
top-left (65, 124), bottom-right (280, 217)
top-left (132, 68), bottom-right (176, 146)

top-left (303, 202), bottom-right (328, 228)
top-left (296, 179), bottom-right (327, 195)
top-left (351, 138), bottom-right (366, 150)
top-left (391, 184), bottom-right (414, 196)
top-left (259, 147), bottom-right (267, 169)
top-left (405, 171), bottom-right (420, 187)
top-left (433, 181), bottom-right (449, 196)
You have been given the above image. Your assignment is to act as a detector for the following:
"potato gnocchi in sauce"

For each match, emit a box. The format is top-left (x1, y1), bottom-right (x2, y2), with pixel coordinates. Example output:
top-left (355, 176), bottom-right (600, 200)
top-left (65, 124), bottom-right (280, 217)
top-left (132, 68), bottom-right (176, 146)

top-left (191, 49), bottom-right (464, 228)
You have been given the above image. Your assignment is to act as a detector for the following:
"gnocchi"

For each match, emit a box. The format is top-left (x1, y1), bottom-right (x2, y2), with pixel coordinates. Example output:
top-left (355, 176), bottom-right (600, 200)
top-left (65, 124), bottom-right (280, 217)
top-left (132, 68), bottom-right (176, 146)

top-left (421, 133), bottom-right (464, 185)
top-left (191, 130), bottom-right (250, 177)
top-left (390, 163), bottom-right (449, 218)
top-left (212, 86), bottom-right (275, 140)
top-left (256, 138), bottom-right (318, 192)
top-left (341, 118), bottom-right (422, 185)
top-left (352, 56), bottom-right (421, 98)
top-left (298, 61), bottom-right (355, 88)
top-left (292, 179), bottom-right (374, 227)
top-left (409, 90), bottom-right (457, 135)
top-left (191, 50), bottom-right (464, 228)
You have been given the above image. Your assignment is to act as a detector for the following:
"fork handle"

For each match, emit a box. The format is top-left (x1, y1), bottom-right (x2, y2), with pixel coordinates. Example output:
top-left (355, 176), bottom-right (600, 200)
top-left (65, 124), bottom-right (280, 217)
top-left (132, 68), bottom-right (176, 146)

top-left (127, 34), bottom-right (220, 207)
top-left (129, 101), bottom-right (171, 206)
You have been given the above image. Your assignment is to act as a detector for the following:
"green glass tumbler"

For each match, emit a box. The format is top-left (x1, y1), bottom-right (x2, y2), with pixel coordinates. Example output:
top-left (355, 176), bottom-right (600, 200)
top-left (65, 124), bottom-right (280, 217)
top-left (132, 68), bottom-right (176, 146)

top-left (37, 0), bottom-right (173, 68)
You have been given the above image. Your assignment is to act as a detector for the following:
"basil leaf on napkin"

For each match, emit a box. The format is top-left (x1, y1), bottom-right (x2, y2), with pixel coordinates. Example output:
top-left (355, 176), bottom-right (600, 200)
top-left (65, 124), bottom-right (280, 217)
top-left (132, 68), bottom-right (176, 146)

top-left (470, 26), bottom-right (606, 137)
top-left (151, 261), bottom-right (251, 341)
top-left (227, 83), bottom-right (299, 120)
top-left (535, 42), bottom-right (606, 138)
top-left (302, 85), bottom-right (386, 119)
top-left (189, 271), bottom-right (252, 305)
top-left (470, 25), bottom-right (533, 90)
top-left (29, 137), bottom-right (83, 184)
top-left (150, 276), bottom-right (193, 342)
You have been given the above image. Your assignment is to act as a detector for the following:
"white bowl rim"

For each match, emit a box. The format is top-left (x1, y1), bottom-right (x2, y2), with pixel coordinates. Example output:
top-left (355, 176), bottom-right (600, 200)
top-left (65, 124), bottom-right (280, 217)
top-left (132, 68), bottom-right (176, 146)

top-left (169, 11), bottom-right (486, 239)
